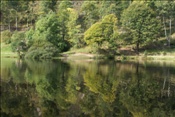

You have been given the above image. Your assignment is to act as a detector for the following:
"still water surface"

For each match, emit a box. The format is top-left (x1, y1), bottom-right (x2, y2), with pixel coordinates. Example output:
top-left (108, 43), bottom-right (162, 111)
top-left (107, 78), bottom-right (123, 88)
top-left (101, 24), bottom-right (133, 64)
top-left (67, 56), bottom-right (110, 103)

top-left (1, 58), bottom-right (175, 117)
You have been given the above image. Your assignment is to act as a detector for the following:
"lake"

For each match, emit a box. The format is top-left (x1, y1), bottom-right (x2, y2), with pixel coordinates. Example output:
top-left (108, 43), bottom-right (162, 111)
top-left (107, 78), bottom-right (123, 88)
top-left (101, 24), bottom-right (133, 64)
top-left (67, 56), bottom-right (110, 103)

top-left (1, 58), bottom-right (175, 117)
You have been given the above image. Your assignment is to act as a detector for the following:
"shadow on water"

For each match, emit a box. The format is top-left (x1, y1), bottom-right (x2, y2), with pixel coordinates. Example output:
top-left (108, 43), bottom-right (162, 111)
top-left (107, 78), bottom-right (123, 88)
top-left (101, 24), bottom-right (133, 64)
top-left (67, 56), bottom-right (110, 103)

top-left (1, 58), bottom-right (175, 117)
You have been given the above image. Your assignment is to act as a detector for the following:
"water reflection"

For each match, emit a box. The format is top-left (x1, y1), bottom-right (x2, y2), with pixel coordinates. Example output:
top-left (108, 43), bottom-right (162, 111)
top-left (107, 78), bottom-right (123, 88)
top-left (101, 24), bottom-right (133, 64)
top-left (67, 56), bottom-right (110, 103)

top-left (1, 58), bottom-right (175, 117)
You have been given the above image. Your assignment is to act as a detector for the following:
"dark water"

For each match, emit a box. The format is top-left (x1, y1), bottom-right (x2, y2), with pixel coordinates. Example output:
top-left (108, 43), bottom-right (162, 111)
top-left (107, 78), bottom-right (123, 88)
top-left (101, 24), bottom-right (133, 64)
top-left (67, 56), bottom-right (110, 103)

top-left (1, 58), bottom-right (175, 117)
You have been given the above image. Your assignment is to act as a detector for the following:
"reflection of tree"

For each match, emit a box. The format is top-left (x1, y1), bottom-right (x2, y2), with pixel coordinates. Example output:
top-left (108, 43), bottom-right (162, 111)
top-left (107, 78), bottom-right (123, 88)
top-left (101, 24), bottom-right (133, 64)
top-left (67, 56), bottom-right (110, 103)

top-left (119, 62), bottom-right (175, 117)
top-left (83, 62), bottom-right (119, 103)
top-left (1, 59), bottom-right (175, 117)
top-left (10, 59), bottom-right (27, 83)
top-left (1, 81), bottom-right (37, 117)
top-left (65, 65), bottom-right (83, 104)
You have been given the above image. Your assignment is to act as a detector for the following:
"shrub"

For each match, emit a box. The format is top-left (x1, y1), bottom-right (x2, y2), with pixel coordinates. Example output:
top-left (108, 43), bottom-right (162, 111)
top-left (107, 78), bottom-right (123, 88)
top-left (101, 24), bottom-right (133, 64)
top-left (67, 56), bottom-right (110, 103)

top-left (121, 55), bottom-right (126, 60)
top-left (143, 50), bottom-right (148, 57)
top-left (162, 51), bottom-right (167, 56)
top-left (1, 30), bottom-right (12, 44)
top-left (11, 31), bottom-right (26, 52)
top-left (25, 42), bottom-right (60, 59)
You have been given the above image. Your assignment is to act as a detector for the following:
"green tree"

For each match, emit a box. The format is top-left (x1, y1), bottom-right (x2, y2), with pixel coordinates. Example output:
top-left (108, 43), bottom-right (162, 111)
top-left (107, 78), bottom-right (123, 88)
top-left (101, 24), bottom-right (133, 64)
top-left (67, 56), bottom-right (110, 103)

top-left (1, 30), bottom-right (12, 44)
top-left (25, 28), bottom-right (34, 47)
top-left (11, 31), bottom-right (27, 57)
top-left (39, 0), bottom-right (57, 14)
top-left (57, 0), bottom-right (72, 43)
top-left (114, 1), bottom-right (130, 25)
top-left (25, 13), bottom-right (64, 59)
top-left (67, 8), bottom-right (82, 48)
top-left (98, 1), bottom-right (117, 19)
top-left (121, 1), bottom-right (161, 54)
top-left (80, 1), bottom-right (100, 31)
top-left (84, 14), bottom-right (118, 53)
top-left (32, 13), bottom-right (66, 50)
top-left (155, 1), bottom-right (175, 47)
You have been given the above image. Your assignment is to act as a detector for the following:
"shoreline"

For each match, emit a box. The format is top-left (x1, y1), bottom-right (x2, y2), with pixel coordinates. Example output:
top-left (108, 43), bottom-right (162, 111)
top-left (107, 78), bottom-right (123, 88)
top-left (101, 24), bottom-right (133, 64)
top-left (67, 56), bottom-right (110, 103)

top-left (1, 52), bottom-right (174, 61)
top-left (55, 52), bottom-right (175, 61)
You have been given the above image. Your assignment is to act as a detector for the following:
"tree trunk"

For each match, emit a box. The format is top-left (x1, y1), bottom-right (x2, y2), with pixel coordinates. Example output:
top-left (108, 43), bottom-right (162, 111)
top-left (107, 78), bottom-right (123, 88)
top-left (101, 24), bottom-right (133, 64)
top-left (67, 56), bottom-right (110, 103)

top-left (27, 17), bottom-right (29, 28)
top-left (170, 17), bottom-right (171, 36)
top-left (169, 17), bottom-right (171, 47)
top-left (163, 16), bottom-right (169, 46)
top-left (174, 17), bottom-right (175, 32)
top-left (16, 17), bottom-right (18, 30)
top-left (136, 62), bottom-right (140, 88)
top-left (136, 29), bottom-right (141, 55)
top-left (8, 22), bottom-right (11, 31)
top-left (136, 42), bottom-right (139, 55)
top-left (8, 15), bottom-right (11, 31)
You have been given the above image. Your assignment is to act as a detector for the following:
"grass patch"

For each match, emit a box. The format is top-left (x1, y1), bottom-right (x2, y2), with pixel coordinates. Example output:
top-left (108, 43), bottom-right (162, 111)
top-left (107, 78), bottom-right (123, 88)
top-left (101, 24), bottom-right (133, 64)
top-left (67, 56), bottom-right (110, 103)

top-left (1, 43), bottom-right (17, 58)
top-left (62, 46), bottom-right (93, 55)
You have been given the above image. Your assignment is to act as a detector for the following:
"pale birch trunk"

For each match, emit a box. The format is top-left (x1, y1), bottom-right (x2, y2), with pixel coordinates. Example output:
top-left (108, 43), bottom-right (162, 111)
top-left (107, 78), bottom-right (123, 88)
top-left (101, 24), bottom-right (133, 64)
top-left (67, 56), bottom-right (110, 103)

top-left (163, 16), bottom-right (169, 46)
top-left (16, 17), bottom-right (18, 30)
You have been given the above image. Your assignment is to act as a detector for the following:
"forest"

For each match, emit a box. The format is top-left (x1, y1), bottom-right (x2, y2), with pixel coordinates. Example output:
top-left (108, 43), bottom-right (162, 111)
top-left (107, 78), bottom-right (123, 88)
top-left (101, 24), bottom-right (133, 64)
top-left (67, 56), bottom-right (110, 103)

top-left (1, 0), bottom-right (175, 59)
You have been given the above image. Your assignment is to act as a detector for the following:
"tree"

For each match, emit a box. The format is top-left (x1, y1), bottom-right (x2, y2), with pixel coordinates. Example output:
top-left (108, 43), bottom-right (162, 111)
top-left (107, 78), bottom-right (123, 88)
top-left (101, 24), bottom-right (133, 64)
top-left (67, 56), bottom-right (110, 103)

top-left (57, 0), bottom-right (73, 44)
top-left (80, 1), bottom-right (100, 31)
top-left (1, 30), bottom-right (12, 44)
top-left (114, 1), bottom-right (130, 25)
top-left (98, 1), bottom-right (117, 19)
top-left (39, 0), bottom-right (57, 14)
top-left (84, 14), bottom-right (118, 53)
top-left (11, 31), bottom-right (27, 58)
top-left (67, 8), bottom-right (82, 48)
top-left (25, 13), bottom-right (67, 59)
top-left (155, 1), bottom-right (175, 47)
top-left (121, 1), bottom-right (161, 54)
top-left (32, 13), bottom-right (64, 49)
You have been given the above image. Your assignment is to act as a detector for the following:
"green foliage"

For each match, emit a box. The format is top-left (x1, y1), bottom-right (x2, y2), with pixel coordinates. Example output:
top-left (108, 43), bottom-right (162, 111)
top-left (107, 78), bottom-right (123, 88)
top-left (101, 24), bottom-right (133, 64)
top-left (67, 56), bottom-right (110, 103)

top-left (1, 1), bottom-right (175, 57)
top-left (57, 0), bottom-right (73, 42)
top-left (162, 51), bottom-right (167, 56)
top-left (84, 14), bottom-right (118, 53)
top-left (25, 42), bottom-right (59, 59)
top-left (121, 1), bottom-right (162, 52)
top-left (39, 0), bottom-right (57, 14)
top-left (143, 50), bottom-right (148, 56)
top-left (67, 8), bottom-right (83, 48)
top-left (25, 28), bottom-right (34, 47)
top-left (33, 13), bottom-right (68, 52)
top-left (1, 30), bottom-right (12, 44)
top-left (11, 31), bottom-right (26, 52)
top-left (80, 1), bottom-right (100, 30)
top-left (58, 0), bottom-right (72, 10)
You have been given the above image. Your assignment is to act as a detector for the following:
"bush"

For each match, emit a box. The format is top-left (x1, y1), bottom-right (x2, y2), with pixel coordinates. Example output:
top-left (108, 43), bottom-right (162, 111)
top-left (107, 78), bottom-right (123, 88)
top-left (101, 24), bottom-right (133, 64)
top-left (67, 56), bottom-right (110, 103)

top-left (11, 31), bottom-right (26, 52)
top-left (25, 28), bottom-right (34, 47)
top-left (162, 51), bottom-right (167, 56)
top-left (143, 50), bottom-right (148, 56)
top-left (25, 42), bottom-right (60, 59)
top-left (121, 55), bottom-right (127, 60)
top-left (1, 30), bottom-right (12, 44)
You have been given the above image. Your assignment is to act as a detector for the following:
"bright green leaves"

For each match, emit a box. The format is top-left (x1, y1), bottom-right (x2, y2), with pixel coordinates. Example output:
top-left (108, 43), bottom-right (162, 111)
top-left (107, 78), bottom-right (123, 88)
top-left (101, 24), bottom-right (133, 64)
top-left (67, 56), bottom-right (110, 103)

top-left (84, 14), bottom-right (118, 44)
top-left (84, 22), bottom-right (103, 45)
top-left (33, 13), bottom-right (63, 48)
top-left (84, 14), bottom-right (118, 52)
top-left (26, 13), bottom-right (66, 59)
top-left (67, 8), bottom-right (82, 48)
top-left (11, 31), bottom-right (27, 57)
top-left (1, 30), bottom-right (12, 44)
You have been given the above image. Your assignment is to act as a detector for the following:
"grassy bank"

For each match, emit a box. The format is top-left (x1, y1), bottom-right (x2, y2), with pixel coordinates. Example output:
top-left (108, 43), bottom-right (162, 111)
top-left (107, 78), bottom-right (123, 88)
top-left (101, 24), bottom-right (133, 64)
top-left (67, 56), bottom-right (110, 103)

top-left (1, 42), bottom-right (174, 61)
top-left (58, 46), bottom-right (175, 61)
top-left (1, 43), bottom-right (17, 58)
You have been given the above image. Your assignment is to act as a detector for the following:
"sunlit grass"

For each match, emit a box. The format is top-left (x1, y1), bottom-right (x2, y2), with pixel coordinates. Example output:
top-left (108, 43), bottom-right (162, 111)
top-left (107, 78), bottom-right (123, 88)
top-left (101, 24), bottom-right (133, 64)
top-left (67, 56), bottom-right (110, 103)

top-left (1, 42), bottom-right (17, 57)
top-left (63, 46), bottom-right (93, 54)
